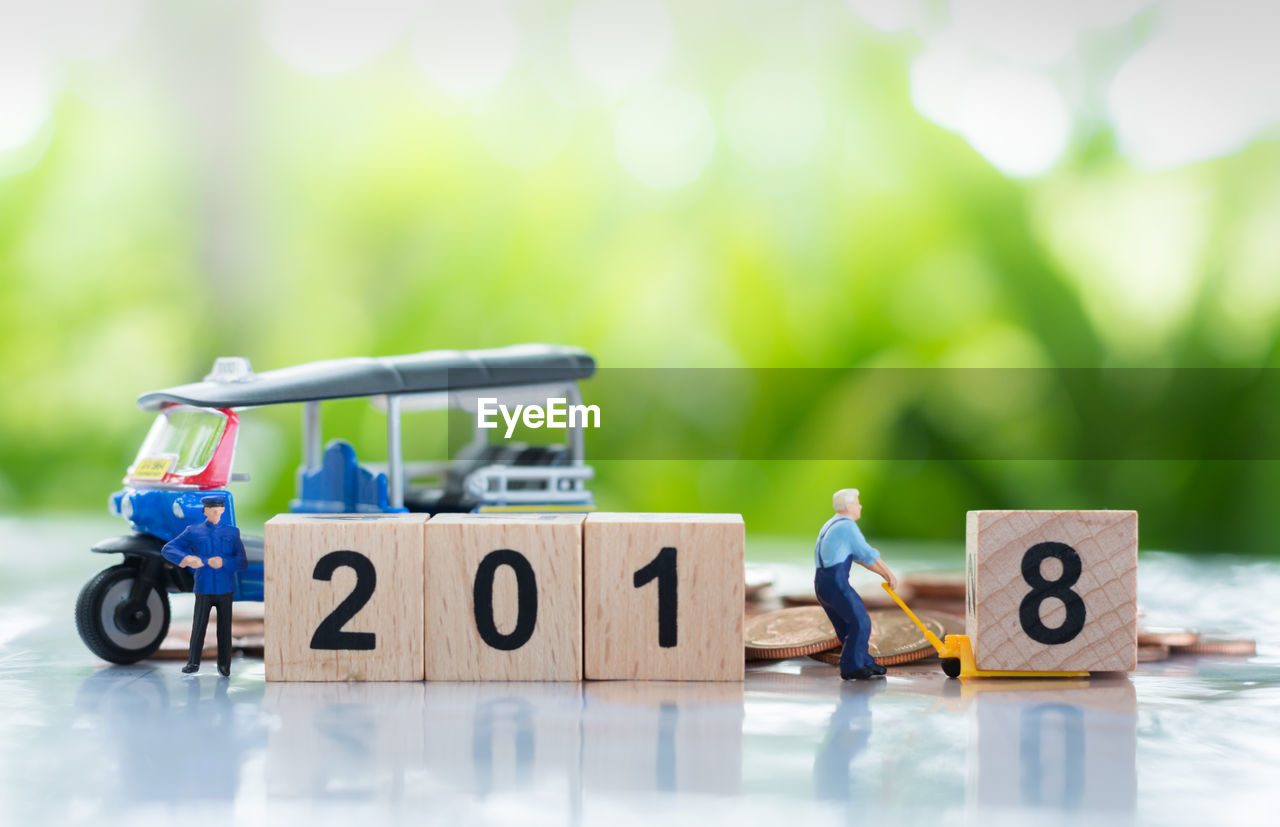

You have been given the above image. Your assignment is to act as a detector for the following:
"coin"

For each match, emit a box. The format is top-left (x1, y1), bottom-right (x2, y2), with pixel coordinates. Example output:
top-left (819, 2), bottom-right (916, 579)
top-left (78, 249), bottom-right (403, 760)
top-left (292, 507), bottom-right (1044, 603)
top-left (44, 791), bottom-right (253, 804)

top-left (1138, 627), bottom-right (1199, 647)
top-left (745, 566), bottom-right (775, 601)
top-left (1170, 636), bottom-right (1256, 656)
top-left (780, 583), bottom-right (912, 610)
top-left (808, 610), bottom-right (944, 667)
top-left (904, 572), bottom-right (965, 601)
top-left (744, 607), bottom-right (839, 660)
top-left (1137, 644), bottom-right (1170, 663)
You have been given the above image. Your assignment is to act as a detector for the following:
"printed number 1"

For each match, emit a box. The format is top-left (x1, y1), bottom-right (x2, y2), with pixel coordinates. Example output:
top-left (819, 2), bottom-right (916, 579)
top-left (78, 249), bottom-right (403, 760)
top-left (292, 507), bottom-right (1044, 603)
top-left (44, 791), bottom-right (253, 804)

top-left (634, 547), bottom-right (677, 648)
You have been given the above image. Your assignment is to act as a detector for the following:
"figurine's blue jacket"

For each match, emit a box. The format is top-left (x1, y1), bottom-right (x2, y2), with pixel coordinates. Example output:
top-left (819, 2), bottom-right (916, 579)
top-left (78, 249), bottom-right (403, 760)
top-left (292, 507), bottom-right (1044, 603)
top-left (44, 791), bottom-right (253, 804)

top-left (814, 515), bottom-right (880, 568)
top-left (161, 521), bottom-right (247, 595)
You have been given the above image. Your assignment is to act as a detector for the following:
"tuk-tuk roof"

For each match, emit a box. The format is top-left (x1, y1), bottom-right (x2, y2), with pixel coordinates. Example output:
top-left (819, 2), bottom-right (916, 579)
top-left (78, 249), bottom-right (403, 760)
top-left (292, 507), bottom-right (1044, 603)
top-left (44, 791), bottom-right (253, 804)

top-left (137, 344), bottom-right (596, 411)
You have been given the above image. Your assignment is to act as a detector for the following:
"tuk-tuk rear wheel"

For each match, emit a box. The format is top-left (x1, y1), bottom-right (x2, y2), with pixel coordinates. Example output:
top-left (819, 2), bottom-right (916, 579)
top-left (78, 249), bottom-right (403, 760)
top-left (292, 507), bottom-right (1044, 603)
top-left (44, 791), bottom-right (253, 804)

top-left (75, 564), bottom-right (171, 664)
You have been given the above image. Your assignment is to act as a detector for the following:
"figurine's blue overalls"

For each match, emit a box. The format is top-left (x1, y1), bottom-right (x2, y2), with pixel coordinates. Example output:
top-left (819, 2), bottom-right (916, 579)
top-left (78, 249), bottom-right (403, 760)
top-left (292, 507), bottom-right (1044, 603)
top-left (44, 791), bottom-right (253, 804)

top-left (162, 517), bottom-right (247, 673)
top-left (814, 515), bottom-right (879, 676)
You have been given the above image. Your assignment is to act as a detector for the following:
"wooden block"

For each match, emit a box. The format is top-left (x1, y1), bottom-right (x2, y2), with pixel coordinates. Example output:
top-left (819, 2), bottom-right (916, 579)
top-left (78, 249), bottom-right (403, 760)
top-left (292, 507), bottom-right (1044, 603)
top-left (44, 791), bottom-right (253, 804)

top-left (966, 510), bottom-right (1138, 672)
top-left (424, 513), bottom-right (584, 681)
top-left (584, 513), bottom-right (744, 681)
top-left (265, 514), bottom-right (428, 681)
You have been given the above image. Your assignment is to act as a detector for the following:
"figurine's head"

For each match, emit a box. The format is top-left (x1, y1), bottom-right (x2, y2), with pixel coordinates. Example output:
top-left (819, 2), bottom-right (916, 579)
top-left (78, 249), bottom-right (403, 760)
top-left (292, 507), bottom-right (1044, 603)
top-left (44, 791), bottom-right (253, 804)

top-left (201, 496), bottom-right (226, 524)
top-left (833, 488), bottom-right (861, 520)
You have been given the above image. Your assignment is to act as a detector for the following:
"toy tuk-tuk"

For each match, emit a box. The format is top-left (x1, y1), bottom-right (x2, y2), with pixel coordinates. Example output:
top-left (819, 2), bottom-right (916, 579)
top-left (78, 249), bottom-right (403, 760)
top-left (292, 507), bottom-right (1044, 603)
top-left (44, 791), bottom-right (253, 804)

top-left (75, 344), bottom-right (597, 664)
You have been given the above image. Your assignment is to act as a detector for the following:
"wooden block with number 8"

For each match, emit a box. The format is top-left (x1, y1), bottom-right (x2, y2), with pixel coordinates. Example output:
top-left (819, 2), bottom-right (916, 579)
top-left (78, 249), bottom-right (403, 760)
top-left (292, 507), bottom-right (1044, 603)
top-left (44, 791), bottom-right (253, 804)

top-left (265, 514), bottom-right (428, 681)
top-left (424, 513), bottom-right (584, 681)
top-left (966, 510), bottom-right (1138, 672)
top-left (584, 513), bottom-right (744, 681)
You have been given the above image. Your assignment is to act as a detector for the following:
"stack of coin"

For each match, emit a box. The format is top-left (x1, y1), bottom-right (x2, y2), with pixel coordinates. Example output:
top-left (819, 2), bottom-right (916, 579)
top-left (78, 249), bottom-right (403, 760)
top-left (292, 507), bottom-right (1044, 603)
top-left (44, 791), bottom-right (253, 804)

top-left (903, 572), bottom-right (966, 617)
top-left (809, 610), bottom-right (945, 667)
top-left (745, 607), bottom-right (840, 660)
top-left (148, 606), bottom-right (267, 661)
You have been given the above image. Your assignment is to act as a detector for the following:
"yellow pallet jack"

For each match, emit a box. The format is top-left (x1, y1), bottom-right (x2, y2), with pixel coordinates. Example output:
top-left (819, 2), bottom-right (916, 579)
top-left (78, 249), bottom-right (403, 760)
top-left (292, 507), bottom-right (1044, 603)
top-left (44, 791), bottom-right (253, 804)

top-left (881, 583), bottom-right (1090, 680)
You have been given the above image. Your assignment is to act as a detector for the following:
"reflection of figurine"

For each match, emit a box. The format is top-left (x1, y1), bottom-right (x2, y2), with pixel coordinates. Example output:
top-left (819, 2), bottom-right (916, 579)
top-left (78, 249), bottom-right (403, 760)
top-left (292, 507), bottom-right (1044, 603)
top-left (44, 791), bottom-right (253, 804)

top-left (814, 489), bottom-right (898, 680)
top-left (814, 679), bottom-right (883, 801)
top-left (162, 496), bottom-right (247, 675)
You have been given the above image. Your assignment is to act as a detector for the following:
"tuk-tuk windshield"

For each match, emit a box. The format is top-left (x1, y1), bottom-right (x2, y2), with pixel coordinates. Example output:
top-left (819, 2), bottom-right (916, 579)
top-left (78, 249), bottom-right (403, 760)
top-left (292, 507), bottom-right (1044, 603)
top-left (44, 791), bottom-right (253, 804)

top-left (128, 407), bottom-right (227, 479)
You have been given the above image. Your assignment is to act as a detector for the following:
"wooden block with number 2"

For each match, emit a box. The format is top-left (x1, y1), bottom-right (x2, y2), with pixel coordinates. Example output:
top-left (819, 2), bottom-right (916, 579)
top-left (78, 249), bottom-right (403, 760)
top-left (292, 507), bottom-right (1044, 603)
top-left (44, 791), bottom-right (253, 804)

top-left (966, 510), bottom-right (1138, 672)
top-left (584, 513), bottom-right (744, 681)
top-left (265, 514), bottom-right (428, 681)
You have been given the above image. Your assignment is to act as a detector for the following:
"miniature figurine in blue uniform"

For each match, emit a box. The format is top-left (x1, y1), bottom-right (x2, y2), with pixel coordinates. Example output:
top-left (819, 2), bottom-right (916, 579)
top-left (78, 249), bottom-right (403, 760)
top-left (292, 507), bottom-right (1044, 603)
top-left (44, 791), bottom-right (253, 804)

top-left (162, 496), bottom-right (247, 676)
top-left (815, 488), bottom-right (899, 680)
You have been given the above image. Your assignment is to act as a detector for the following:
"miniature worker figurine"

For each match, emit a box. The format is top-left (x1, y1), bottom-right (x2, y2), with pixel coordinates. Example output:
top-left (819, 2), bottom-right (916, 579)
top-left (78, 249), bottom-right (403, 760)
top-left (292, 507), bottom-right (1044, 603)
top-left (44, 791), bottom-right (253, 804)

top-left (161, 496), bottom-right (247, 676)
top-left (815, 489), bottom-right (899, 680)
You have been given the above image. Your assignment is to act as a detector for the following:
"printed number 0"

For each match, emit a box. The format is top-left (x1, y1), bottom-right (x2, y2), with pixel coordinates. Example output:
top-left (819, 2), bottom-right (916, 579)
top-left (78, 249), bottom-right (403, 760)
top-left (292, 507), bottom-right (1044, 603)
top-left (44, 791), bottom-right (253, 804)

top-left (473, 549), bottom-right (539, 651)
top-left (634, 547), bottom-right (677, 648)
top-left (310, 550), bottom-right (377, 651)
top-left (1019, 542), bottom-right (1087, 645)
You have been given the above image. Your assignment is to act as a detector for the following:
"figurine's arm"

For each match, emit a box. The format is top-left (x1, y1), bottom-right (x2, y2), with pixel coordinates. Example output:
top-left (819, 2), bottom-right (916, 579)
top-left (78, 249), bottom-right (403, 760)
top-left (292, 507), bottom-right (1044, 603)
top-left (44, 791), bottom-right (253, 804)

top-left (233, 529), bottom-right (248, 572)
top-left (860, 558), bottom-right (899, 593)
top-left (161, 529), bottom-right (203, 569)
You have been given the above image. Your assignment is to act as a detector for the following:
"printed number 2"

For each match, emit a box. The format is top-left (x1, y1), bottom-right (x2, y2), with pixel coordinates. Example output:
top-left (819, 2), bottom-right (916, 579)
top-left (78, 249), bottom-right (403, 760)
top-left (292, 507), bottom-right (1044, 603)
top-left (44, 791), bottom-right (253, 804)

top-left (310, 550), bottom-right (377, 651)
top-left (1019, 542), bottom-right (1086, 645)
top-left (634, 547), bottom-right (677, 648)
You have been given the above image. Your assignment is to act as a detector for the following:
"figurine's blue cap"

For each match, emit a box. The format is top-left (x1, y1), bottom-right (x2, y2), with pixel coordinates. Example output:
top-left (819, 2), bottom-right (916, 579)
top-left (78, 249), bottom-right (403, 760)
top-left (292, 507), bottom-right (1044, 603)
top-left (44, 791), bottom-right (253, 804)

top-left (201, 496), bottom-right (226, 507)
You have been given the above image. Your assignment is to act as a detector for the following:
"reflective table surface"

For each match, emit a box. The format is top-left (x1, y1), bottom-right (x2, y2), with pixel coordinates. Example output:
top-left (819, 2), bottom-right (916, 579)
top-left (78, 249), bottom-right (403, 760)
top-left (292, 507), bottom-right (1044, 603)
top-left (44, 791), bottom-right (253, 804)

top-left (2, 518), bottom-right (1279, 825)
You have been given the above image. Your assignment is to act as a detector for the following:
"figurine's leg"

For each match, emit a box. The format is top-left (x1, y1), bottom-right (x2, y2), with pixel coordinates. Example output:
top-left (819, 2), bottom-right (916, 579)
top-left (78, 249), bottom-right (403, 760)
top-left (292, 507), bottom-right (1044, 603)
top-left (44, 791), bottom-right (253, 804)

top-left (843, 592), bottom-right (876, 672)
top-left (214, 593), bottom-right (233, 676)
top-left (186, 594), bottom-right (213, 672)
top-left (815, 570), bottom-right (853, 643)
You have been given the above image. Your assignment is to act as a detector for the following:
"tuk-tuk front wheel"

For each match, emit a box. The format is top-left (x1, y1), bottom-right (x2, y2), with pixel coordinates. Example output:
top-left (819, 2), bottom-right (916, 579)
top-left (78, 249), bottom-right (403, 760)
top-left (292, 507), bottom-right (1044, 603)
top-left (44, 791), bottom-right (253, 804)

top-left (75, 564), bottom-right (171, 664)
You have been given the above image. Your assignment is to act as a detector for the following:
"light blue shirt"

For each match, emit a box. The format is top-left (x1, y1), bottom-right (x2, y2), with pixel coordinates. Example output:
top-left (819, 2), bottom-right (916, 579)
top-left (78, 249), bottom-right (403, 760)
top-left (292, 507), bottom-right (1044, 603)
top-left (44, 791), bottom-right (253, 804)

top-left (815, 515), bottom-right (881, 569)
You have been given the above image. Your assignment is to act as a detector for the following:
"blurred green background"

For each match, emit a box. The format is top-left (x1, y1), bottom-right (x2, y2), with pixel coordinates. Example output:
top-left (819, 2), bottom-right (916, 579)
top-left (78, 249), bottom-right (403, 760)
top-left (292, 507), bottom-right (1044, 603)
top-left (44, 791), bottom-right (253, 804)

top-left (2, 0), bottom-right (1279, 556)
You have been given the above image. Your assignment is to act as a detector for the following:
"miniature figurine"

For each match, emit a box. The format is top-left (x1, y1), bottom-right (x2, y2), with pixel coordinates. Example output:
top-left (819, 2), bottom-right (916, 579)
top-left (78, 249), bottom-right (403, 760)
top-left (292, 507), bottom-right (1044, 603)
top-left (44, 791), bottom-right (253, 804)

top-left (814, 488), bottom-right (898, 680)
top-left (161, 496), bottom-right (247, 676)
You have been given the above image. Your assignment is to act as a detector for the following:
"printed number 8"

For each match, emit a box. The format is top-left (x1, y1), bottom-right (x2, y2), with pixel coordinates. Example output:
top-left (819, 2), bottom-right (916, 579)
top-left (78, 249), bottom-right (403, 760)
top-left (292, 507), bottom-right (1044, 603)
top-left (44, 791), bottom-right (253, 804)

top-left (1019, 542), bottom-right (1086, 645)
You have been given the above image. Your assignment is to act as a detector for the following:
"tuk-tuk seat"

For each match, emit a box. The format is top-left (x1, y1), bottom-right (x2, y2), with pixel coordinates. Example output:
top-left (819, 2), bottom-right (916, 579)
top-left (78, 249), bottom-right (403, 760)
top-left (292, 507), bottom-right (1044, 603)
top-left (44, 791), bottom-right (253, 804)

top-left (291, 439), bottom-right (396, 514)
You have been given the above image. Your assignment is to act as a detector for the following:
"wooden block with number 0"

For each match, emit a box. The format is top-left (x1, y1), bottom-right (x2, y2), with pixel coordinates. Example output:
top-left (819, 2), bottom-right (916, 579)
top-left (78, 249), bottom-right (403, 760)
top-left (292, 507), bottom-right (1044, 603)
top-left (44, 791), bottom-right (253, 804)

top-left (966, 510), bottom-right (1138, 672)
top-left (424, 513), bottom-right (584, 681)
top-left (584, 513), bottom-right (744, 681)
top-left (265, 514), bottom-right (428, 681)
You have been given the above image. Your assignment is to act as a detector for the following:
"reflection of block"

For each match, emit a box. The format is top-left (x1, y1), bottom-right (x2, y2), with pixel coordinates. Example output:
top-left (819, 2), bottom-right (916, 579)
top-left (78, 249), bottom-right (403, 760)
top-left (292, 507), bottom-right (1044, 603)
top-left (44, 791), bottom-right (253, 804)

top-left (263, 682), bottom-right (426, 799)
top-left (966, 511), bottom-right (1138, 672)
top-left (582, 682), bottom-right (744, 796)
top-left (265, 514), bottom-right (428, 681)
top-left (420, 683), bottom-right (583, 794)
top-left (584, 513), bottom-right (744, 681)
top-left (424, 514), bottom-right (584, 681)
top-left (971, 676), bottom-right (1137, 812)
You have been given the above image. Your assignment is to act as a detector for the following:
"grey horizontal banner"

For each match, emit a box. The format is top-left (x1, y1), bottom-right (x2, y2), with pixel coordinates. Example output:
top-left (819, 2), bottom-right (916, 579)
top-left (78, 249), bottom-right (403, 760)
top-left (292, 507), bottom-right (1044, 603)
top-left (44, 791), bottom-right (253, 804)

top-left (442, 368), bottom-right (1280, 461)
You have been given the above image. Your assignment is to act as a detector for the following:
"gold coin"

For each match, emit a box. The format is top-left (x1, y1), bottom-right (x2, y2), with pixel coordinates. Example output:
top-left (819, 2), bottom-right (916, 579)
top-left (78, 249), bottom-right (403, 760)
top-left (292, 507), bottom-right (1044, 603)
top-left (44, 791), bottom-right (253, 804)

top-left (904, 572), bottom-right (965, 601)
top-left (807, 610), bottom-right (945, 667)
top-left (744, 607), bottom-right (839, 659)
top-left (1137, 644), bottom-right (1169, 662)
top-left (1138, 627), bottom-right (1199, 647)
top-left (810, 646), bottom-right (935, 667)
top-left (1170, 636), bottom-right (1256, 656)
top-left (781, 585), bottom-right (912, 610)
top-left (745, 566), bottom-right (774, 600)
top-left (868, 609), bottom-right (943, 659)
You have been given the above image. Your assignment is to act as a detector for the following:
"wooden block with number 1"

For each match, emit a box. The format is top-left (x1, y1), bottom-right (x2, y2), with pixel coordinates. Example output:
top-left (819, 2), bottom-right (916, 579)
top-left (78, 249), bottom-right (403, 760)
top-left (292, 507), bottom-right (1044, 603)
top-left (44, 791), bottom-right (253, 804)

top-left (265, 514), bottom-right (428, 681)
top-left (584, 513), bottom-right (744, 681)
top-left (424, 513), bottom-right (584, 681)
top-left (966, 510), bottom-right (1138, 673)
